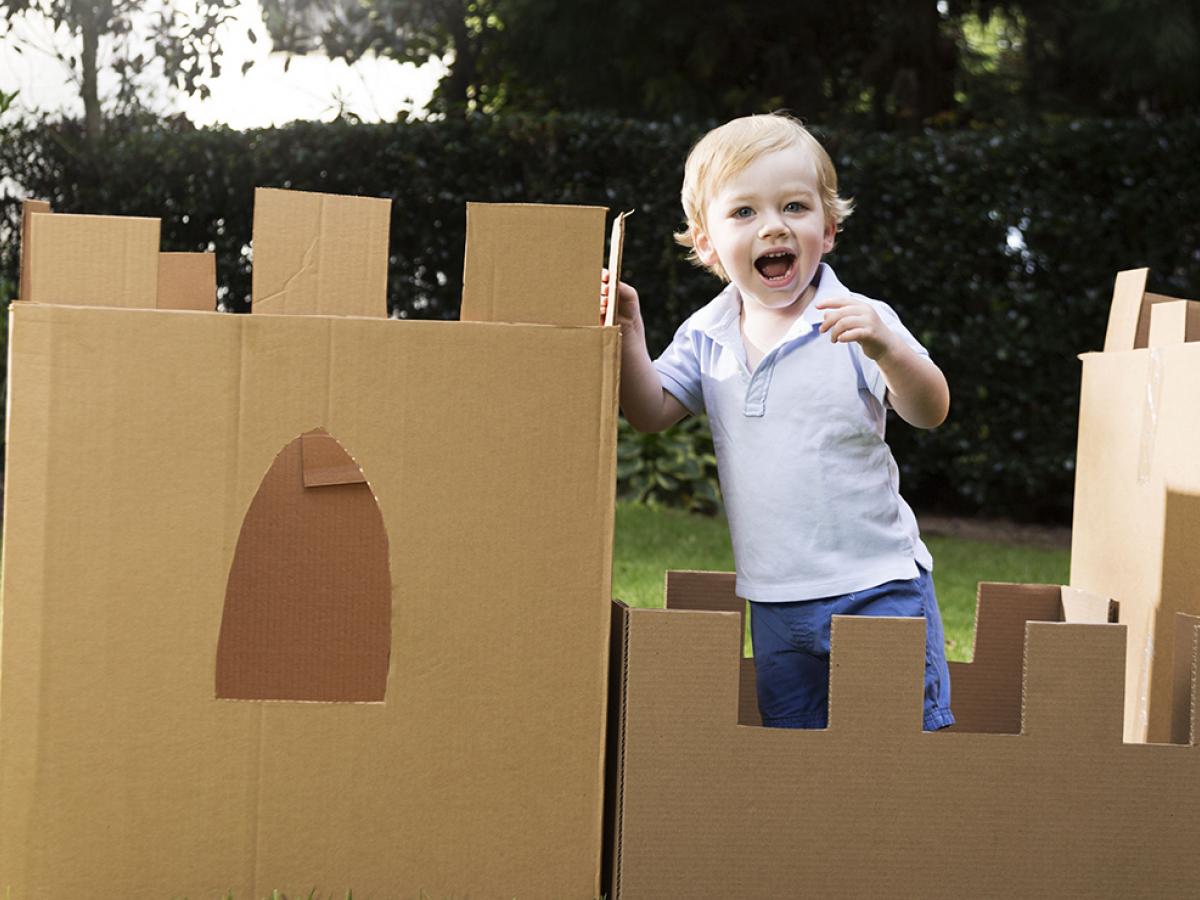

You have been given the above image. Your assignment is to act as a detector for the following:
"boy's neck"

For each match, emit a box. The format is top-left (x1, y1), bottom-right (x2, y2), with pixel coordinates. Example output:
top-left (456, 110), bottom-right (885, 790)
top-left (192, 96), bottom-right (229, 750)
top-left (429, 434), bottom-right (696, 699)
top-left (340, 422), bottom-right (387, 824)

top-left (739, 280), bottom-right (818, 369)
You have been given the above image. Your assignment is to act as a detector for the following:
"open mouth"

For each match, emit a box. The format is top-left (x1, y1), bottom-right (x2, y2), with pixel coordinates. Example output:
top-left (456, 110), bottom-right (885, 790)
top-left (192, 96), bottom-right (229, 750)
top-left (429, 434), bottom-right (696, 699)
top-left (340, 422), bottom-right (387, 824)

top-left (754, 250), bottom-right (796, 284)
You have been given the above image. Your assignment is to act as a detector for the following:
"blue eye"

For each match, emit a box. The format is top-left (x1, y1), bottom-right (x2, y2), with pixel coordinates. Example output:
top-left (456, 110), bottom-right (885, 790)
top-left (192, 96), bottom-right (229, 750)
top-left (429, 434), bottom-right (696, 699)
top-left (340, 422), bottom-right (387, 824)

top-left (784, 201), bottom-right (807, 213)
top-left (733, 206), bottom-right (754, 218)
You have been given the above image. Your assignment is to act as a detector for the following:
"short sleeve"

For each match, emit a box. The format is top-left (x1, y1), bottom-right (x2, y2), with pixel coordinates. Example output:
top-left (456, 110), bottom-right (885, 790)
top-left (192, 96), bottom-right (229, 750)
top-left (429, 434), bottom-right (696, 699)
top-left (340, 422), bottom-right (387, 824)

top-left (652, 319), bottom-right (706, 416)
top-left (858, 299), bottom-right (931, 408)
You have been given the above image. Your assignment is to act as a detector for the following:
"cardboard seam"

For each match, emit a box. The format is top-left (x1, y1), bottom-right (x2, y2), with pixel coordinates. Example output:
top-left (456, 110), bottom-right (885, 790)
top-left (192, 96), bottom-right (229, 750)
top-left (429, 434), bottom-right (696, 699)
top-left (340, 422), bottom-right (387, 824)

top-left (1137, 348), bottom-right (1163, 484)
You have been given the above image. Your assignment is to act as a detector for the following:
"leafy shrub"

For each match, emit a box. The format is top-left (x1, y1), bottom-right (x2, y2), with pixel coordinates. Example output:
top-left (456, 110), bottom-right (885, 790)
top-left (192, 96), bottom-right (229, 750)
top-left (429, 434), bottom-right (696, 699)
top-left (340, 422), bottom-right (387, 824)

top-left (2, 113), bottom-right (1198, 522)
top-left (617, 416), bottom-right (720, 515)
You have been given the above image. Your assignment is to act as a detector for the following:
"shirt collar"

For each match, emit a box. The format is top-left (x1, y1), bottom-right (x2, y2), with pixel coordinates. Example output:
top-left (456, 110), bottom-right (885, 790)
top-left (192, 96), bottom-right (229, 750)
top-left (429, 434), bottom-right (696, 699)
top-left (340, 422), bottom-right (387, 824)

top-left (701, 263), bottom-right (847, 349)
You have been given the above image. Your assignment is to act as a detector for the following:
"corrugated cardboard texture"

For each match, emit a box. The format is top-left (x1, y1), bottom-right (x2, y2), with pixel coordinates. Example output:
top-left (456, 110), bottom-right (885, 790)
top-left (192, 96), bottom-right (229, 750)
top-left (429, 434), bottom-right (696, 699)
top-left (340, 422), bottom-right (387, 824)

top-left (17, 198), bottom-right (51, 302)
top-left (609, 598), bottom-right (1200, 899)
top-left (1073, 336), bottom-right (1200, 742)
top-left (0, 303), bottom-right (619, 898)
top-left (216, 429), bottom-right (390, 702)
top-left (1171, 613), bottom-right (1200, 744)
top-left (157, 251), bottom-right (217, 310)
top-left (1148, 299), bottom-right (1200, 347)
top-left (251, 187), bottom-right (390, 317)
top-left (27, 212), bottom-right (159, 308)
top-left (461, 202), bottom-right (606, 326)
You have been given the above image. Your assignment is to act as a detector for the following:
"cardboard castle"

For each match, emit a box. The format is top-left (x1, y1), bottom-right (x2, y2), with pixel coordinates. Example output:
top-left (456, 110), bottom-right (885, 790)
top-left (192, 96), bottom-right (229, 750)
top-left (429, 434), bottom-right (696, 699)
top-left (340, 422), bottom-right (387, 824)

top-left (3, 189), bottom-right (1200, 898)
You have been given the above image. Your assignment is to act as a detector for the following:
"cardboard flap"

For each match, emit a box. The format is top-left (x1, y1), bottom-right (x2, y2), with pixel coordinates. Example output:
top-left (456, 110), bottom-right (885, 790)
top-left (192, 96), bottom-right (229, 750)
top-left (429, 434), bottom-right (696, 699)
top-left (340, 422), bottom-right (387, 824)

top-left (1170, 613), bottom-right (1200, 745)
top-left (1103, 268), bottom-right (1149, 352)
top-left (1059, 585), bottom-right (1117, 623)
top-left (1148, 299), bottom-right (1200, 347)
top-left (460, 202), bottom-right (606, 326)
top-left (157, 252), bottom-right (217, 311)
top-left (301, 428), bottom-right (368, 487)
top-left (1021, 622), bottom-right (1125, 743)
top-left (827, 615), bottom-right (925, 735)
top-left (216, 430), bottom-right (390, 702)
top-left (18, 198), bottom-right (51, 302)
top-left (948, 583), bottom-right (1062, 733)
top-left (603, 210), bottom-right (632, 327)
top-left (251, 187), bottom-right (391, 317)
top-left (28, 213), bottom-right (160, 308)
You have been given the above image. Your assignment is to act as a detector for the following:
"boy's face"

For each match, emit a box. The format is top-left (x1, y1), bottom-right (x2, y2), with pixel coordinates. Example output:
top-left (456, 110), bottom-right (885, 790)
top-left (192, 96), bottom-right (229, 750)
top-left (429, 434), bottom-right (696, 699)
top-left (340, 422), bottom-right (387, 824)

top-left (694, 146), bottom-right (836, 313)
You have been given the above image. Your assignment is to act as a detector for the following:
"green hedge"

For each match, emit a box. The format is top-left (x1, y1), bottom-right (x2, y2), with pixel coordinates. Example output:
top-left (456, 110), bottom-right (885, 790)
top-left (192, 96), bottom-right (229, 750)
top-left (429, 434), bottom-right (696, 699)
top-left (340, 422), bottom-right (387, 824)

top-left (2, 113), bottom-right (1199, 523)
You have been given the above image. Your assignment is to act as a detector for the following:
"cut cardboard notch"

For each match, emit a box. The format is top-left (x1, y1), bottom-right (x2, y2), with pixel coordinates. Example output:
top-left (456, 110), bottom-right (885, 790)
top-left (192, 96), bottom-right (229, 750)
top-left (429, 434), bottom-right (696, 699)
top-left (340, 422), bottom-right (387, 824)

top-left (216, 428), bottom-right (390, 702)
top-left (461, 202), bottom-right (606, 326)
top-left (251, 187), bottom-right (391, 318)
top-left (27, 212), bottom-right (160, 308)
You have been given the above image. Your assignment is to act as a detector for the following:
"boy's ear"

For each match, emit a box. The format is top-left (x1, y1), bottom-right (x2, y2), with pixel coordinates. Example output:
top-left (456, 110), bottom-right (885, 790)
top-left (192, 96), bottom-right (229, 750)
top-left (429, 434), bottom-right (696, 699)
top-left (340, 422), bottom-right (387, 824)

top-left (822, 218), bottom-right (836, 254)
top-left (693, 225), bottom-right (719, 267)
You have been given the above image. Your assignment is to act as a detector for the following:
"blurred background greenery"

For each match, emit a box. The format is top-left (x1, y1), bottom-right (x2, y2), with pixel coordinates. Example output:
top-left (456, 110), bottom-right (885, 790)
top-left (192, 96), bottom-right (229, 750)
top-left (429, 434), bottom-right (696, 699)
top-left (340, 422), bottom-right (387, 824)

top-left (1, 0), bottom-right (1197, 525)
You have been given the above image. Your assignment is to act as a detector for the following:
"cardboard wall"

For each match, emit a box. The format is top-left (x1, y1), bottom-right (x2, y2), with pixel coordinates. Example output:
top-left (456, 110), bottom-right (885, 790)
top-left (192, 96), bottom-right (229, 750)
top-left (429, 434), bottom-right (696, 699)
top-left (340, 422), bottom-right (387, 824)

top-left (1072, 270), bottom-right (1200, 742)
top-left (0, 191), bottom-right (621, 898)
top-left (608, 572), bottom-right (1200, 899)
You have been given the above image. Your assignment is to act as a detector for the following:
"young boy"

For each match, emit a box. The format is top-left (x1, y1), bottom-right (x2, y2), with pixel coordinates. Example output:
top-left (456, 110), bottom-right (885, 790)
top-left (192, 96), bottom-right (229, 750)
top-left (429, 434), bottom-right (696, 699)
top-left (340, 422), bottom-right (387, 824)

top-left (600, 113), bottom-right (954, 730)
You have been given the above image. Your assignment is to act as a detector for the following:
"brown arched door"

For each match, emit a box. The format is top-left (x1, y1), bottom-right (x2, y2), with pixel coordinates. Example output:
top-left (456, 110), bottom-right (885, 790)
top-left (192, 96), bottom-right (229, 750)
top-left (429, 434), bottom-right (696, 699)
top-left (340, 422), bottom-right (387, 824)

top-left (216, 429), bottom-right (391, 702)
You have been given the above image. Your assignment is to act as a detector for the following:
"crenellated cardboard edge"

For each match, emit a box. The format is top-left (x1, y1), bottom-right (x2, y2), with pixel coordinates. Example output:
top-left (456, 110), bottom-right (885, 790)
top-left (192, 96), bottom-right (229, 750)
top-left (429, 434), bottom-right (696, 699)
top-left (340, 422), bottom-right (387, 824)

top-left (15, 190), bottom-right (629, 326)
top-left (1095, 266), bottom-right (1200, 355)
top-left (606, 572), bottom-right (1200, 898)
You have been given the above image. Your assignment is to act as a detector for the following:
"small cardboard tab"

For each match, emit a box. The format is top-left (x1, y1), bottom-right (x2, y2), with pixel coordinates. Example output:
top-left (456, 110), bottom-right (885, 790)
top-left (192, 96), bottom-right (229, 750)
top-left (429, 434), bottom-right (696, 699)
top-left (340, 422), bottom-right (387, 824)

top-left (156, 252), bottom-right (217, 311)
top-left (461, 202), bottom-right (606, 326)
top-left (828, 615), bottom-right (925, 734)
top-left (1021, 622), bottom-right (1125, 743)
top-left (1148, 300), bottom-right (1200, 347)
top-left (301, 428), bottom-right (368, 487)
top-left (28, 213), bottom-right (160, 308)
top-left (251, 187), bottom-right (391, 317)
top-left (1103, 268), bottom-right (1149, 352)
top-left (18, 198), bottom-right (51, 301)
top-left (1060, 585), bottom-right (1117, 623)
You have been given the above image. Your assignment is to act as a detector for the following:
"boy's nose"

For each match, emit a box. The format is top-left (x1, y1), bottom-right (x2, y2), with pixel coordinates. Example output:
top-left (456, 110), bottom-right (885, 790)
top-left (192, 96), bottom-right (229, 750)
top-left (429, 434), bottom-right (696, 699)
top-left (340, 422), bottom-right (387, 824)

top-left (758, 215), bottom-right (788, 238)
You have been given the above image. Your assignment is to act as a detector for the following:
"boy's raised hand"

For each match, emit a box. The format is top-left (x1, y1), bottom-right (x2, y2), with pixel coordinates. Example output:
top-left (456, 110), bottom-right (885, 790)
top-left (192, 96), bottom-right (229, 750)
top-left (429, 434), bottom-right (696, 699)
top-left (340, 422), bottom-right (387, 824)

top-left (816, 297), bottom-right (897, 360)
top-left (600, 268), bottom-right (644, 339)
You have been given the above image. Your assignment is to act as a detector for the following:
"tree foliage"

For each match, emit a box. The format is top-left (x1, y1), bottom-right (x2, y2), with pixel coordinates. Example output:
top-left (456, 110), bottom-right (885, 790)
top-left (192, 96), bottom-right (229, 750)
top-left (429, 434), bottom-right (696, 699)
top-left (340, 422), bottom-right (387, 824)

top-left (0, 0), bottom-right (243, 140)
top-left (257, 0), bottom-right (1200, 125)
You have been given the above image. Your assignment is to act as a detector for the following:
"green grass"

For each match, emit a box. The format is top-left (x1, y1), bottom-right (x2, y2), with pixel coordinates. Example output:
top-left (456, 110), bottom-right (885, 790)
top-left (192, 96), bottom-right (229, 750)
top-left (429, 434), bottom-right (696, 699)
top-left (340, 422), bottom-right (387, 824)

top-left (612, 501), bottom-right (1070, 662)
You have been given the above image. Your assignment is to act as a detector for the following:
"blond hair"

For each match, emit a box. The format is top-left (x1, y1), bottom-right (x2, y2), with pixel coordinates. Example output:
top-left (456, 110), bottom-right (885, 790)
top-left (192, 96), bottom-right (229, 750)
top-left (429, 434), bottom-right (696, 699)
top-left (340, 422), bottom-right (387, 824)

top-left (675, 113), bottom-right (854, 280)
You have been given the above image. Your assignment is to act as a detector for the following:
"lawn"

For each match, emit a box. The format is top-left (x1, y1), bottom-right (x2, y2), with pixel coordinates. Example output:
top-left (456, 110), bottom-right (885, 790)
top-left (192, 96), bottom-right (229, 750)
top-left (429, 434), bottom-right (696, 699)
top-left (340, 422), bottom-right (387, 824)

top-left (612, 501), bottom-right (1071, 663)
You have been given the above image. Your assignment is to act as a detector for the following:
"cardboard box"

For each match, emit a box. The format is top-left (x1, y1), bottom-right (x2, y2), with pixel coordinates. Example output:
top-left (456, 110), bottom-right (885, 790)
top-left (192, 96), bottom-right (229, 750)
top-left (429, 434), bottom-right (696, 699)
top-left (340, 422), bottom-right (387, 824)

top-left (1071, 269), bottom-right (1200, 742)
top-left (606, 573), bottom-right (1200, 898)
top-left (1, 192), bottom-right (620, 897)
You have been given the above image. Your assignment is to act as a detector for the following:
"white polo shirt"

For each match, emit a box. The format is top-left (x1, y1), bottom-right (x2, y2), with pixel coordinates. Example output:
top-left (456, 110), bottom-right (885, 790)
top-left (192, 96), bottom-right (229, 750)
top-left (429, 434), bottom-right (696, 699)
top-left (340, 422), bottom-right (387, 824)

top-left (653, 263), bottom-right (934, 602)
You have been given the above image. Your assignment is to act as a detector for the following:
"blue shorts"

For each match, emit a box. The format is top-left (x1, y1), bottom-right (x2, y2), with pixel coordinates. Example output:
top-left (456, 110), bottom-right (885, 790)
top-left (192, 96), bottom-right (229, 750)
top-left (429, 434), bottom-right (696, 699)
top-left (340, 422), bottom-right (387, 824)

top-left (749, 567), bottom-right (955, 731)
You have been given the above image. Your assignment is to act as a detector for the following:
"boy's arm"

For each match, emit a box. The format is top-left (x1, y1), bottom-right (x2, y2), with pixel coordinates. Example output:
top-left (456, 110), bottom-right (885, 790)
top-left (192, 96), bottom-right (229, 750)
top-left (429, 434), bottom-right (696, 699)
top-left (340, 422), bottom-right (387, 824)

top-left (816, 297), bottom-right (949, 429)
top-left (601, 272), bottom-right (690, 433)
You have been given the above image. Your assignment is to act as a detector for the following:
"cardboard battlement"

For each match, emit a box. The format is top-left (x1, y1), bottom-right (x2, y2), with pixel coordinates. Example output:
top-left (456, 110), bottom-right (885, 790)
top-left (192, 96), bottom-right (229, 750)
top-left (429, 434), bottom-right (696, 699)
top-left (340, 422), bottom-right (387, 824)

top-left (607, 571), bottom-right (1200, 897)
top-left (1, 189), bottom-right (623, 898)
top-left (1074, 268), bottom-right (1200, 743)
